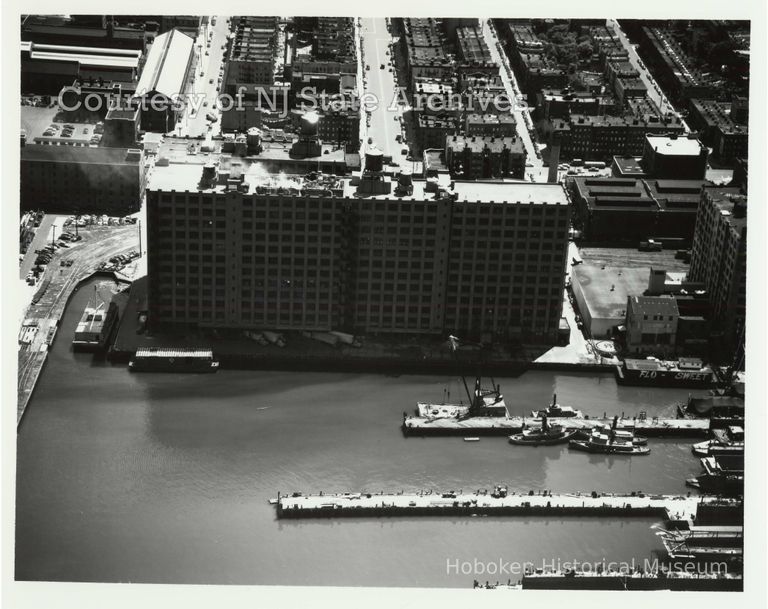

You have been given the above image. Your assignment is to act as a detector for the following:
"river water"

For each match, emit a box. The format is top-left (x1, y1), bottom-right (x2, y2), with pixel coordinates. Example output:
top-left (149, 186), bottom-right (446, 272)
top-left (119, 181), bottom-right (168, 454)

top-left (16, 279), bottom-right (703, 587)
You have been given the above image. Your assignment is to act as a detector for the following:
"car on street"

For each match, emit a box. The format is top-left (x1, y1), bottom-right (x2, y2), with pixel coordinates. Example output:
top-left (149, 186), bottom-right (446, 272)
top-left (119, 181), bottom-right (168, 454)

top-left (367, 137), bottom-right (373, 144)
top-left (401, 148), bottom-right (407, 155)
top-left (206, 113), bottom-right (218, 122)
top-left (380, 64), bottom-right (385, 69)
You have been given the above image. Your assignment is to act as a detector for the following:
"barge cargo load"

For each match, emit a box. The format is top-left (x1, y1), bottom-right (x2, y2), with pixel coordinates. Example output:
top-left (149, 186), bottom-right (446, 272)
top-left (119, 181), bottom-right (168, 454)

top-left (129, 348), bottom-right (219, 373)
top-left (72, 300), bottom-right (118, 351)
top-left (615, 357), bottom-right (716, 388)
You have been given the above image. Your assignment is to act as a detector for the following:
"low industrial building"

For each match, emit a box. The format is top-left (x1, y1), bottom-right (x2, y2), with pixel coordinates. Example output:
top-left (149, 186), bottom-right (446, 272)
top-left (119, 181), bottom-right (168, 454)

top-left (625, 295), bottom-right (679, 357)
top-left (132, 29), bottom-right (196, 133)
top-left (570, 265), bottom-right (650, 338)
top-left (569, 177), bottom-right (709, 243)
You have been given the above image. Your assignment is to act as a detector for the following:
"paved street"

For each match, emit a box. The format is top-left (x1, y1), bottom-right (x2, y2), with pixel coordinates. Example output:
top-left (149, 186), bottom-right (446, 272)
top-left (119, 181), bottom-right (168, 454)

top-left (607, 19), bottom-right (689, 133)
top-left (360, 17), bottom-right (403, 160)
top-left (481, 19), bottom-right (551, 183)
top-left (177, 15), bottom-right (231, 138)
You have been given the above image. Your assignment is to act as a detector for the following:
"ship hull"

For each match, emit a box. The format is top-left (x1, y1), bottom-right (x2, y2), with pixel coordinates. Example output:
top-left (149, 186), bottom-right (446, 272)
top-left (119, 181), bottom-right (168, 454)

top-left (569, 440), bottom-right (651, 455)
top-left (615, 366), bottom-right (716, 388)
top-left (508, 430), bottom-right (577, 446)
top-left (129, 359), bottom-right (219, 373)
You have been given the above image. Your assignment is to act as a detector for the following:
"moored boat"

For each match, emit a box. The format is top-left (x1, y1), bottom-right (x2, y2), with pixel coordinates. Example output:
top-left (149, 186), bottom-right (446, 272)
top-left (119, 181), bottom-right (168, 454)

top-left (509, 414), bottom-right (578, 446)
top-left (691, 426), bottom-right (744, 457)
top-left (129, 347), bottom-right (219, 373)
top-left (569, 416), bottom-right (650, 455)
top-left (616, 357), bottom-right (716, 388)
top-left (72, 297), bottom-right (118, 351)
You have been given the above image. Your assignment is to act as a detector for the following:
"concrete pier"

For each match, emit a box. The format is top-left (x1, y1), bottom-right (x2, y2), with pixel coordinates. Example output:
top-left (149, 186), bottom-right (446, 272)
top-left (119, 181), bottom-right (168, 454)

top-left (401, 415), bottom-right (709, 437)
top-left (276, 489), bottom-right (738, 520)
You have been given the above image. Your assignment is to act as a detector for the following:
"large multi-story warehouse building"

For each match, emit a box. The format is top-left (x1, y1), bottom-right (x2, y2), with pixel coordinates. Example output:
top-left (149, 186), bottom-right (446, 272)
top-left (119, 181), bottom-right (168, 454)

top-left (146, 157), bottom-right (570, 343)
top-left (20, 145), bottom-right (144, 215)
top-left (688, 188), bottom-right (747, 361)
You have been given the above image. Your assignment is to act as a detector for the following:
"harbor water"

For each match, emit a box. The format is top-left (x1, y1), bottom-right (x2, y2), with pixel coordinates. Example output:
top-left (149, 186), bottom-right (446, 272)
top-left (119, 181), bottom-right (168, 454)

top-left (16, 279), bottom-right (704, 587)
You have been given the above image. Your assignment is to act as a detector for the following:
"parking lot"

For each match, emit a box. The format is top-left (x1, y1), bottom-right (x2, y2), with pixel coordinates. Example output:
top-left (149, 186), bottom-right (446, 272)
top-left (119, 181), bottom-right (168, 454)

top-left (21, 105), bottom-right (104, 146)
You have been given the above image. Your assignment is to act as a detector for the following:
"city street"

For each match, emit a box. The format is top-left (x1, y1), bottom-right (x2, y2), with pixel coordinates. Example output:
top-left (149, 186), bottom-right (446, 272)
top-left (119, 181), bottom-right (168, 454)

top-left (177, 15), bottom-right (231, 138)
top-left (481, 19), bottom-right (548, 182)
top-left (360, 17), bottom-right (404, 160)
top-left (607, 19), bottom-right (690, 133)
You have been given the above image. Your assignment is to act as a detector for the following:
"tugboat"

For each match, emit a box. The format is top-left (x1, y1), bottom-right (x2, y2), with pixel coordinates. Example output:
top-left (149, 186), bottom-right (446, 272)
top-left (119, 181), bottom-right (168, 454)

top-left (569, 416), bottom-right (650, 455)
top-left (691, 426), bottom-right (744, 457)
top-left (508, 414), bottom-right (578, 446)
top-left (531, 394), bottom-right (583, 419)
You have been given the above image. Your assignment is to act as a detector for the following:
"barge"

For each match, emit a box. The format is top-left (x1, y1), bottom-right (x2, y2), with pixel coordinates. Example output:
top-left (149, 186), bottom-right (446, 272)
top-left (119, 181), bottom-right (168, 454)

top-left (275, 489), bottom-right (739, 521)
top-left (516, 570), bottom-right (742, 591)
top-left (129, 347), bottom-right (219, 373)
top-left (615, 357), bottom-right (717, 388)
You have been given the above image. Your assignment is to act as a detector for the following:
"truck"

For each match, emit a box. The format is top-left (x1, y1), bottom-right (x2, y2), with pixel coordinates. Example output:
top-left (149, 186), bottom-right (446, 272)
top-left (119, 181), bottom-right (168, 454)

top-left (639, 239), bottom-right (663, 252)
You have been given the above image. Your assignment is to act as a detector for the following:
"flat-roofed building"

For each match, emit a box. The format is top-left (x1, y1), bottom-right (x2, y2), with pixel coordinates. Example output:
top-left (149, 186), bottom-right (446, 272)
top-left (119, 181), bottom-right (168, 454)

top-left (132, 29), bottom-right (195, 132)
top-left (20, 144), bottom-right (143, 215)
top-left (688, 99), bottom-right (748, 164)
top-left (569, 176), bottom-right (709, 243)
top-left (445, 134), bottom-right (527, 180)
top-left (551, 113), bottom-right (686, 161)
top-left (465, 113), bottom-right (517, 138)
top-left (145, 159), bottom-right (570, 343)
top-left (642, 134), bottom-right (708, 180)
top-left (688, 187), bottom-right (747, 362)
top-left (625, 295), bottom-right (679, 357)
top-left (570, 265), bottom-right (650, 338)
top-left (20, 40), bottom-right (142, 94)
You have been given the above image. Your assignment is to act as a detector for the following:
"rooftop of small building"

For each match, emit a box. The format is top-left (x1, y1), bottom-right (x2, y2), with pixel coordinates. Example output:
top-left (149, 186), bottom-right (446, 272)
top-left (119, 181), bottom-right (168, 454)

top-left (627, 295), bottom-right (679, 317)
top-left (646, 134), bottom-right (704, 157)
top-left (572, 265), bottom-right (651, 320)
top-left (446, 134), bottom-right (524, 153)
top-left (612, 155), bottom-right (647, 176)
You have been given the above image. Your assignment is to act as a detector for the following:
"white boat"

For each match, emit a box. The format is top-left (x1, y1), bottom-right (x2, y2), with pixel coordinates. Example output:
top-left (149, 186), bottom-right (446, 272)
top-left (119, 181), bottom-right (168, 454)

top-left (464, 437), bottom-right (480, 442)
top-left (569, 417), bottom-right (650, 455)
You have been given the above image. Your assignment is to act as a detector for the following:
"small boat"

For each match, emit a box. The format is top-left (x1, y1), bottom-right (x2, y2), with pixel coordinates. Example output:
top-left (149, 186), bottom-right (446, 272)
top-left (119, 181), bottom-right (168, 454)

top-left (268, 498), bottom-right (279, 505)
top-left (531, 394), bottom-right (584, 419)
top-left (691, 426), bottom-right (744, 457)
top-left (569, 416), bottom-right (650, 455)
top-left (509, 414), bottom-right (578, 446)
top-left (574, 425), bottom-right (648, 446)
top-left (464, 437), bottom-right (480, 442)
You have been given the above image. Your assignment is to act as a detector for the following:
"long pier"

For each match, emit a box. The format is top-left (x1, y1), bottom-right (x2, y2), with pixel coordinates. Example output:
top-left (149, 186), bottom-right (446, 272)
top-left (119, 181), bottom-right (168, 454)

top-left (401, 415), bottom-right (709, 437)
top-left (276, 490), bottom-right (738, 521)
